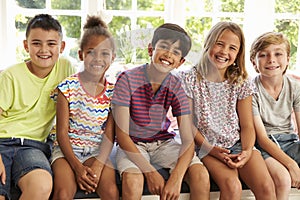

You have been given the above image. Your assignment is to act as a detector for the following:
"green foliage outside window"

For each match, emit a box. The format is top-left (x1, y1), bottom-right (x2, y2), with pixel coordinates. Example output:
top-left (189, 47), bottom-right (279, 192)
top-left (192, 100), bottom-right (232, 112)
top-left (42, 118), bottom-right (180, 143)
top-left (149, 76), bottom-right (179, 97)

top-left (13, 0), bottom-right (300, 69)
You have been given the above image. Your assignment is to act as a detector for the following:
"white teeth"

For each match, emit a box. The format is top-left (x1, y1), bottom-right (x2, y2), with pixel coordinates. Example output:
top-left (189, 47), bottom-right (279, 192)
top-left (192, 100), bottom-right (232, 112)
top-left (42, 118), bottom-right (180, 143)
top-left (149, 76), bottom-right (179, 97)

top-left (93, 65), bottom-right (104, 68)
top-left (161, 60), bottom-right (170, 65)
top-left (39, 55), bottom-right (50, 59)
top-left (216, 56), bottom-right (228, 62)
top-left (266, 66), bottom-right (279, 70)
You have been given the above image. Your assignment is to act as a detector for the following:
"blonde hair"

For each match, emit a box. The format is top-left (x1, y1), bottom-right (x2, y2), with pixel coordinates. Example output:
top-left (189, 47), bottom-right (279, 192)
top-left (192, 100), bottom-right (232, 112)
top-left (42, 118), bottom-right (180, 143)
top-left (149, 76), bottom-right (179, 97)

top-left (250, 32), bottom-right (290, 74)
top-left (196, 21), bottom-right (247, 84)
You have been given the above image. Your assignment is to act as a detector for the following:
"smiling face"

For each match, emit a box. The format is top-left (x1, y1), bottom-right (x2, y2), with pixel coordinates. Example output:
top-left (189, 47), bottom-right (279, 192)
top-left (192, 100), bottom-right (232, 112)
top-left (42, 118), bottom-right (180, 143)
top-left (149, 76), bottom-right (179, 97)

top-left (148, 39), bottom-right (185, 74)
top-left (253, 43), bottom-right (289, 77)
top-left (79, 35), bottom-right (115, 79)
top-left (23, 28), bottom-right (65, 71)
top-left (208, 29), bottom-right (240, 76)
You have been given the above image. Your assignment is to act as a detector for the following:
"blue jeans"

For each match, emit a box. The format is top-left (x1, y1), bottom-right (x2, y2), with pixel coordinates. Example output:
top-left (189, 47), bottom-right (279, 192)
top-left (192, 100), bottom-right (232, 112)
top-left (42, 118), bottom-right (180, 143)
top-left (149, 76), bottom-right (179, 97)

top-left (257, 133), bottom-right (300, 165)
top-left (198, 140), bottom-right (243, 159)
top-left (0, 138), bottom-right (52, 199)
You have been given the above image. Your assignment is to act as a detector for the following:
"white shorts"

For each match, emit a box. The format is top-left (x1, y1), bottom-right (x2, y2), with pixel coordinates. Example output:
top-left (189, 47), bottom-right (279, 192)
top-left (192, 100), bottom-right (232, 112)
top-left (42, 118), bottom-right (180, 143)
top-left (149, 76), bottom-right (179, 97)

top-left (116, 138), bottom-right (202, 175)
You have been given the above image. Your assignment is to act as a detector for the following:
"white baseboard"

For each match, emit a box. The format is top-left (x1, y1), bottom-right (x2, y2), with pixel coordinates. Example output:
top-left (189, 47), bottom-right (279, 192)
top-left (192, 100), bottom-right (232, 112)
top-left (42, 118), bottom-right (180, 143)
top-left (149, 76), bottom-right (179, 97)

top-left (74, 188), bottom-right (300, 200)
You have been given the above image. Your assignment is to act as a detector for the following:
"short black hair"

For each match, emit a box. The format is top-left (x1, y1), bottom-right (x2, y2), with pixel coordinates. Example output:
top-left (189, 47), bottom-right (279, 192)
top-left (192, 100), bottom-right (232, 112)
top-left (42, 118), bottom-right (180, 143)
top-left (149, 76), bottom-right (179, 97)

top-left (25, 14), bottom-right (63, 39)
top-left (151, 23), bottom-right (191, 57)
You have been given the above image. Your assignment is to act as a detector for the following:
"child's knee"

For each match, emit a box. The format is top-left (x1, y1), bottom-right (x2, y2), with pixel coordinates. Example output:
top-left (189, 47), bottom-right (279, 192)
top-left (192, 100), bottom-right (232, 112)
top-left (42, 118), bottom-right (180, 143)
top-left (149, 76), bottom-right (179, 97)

top-left (122, 171), bottom-right (144, 188)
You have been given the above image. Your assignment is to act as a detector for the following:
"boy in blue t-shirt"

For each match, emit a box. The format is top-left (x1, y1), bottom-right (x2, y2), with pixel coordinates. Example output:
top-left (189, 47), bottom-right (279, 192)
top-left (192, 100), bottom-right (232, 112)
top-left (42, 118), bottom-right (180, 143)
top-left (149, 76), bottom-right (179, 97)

top-left (112, 23), bottom-right (210, 200)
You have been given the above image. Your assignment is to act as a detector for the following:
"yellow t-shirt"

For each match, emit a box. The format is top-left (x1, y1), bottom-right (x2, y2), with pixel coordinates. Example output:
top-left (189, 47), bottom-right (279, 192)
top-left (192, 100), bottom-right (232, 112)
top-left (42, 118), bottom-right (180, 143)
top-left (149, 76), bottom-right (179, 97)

top-left (0, 57), bottom-right (76, 142)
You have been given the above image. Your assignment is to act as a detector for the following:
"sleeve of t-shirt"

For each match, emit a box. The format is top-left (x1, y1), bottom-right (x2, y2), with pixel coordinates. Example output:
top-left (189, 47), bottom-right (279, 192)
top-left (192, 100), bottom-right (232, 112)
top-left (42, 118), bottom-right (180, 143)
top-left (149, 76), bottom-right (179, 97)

top-left (178, 68), bottom-right (196, 99)
top-left (238, 78), bottom-right (257, 100)
top-left (293, 78), bottom-right (300, 112)
top-left (171, 77), bottom-right (191, 117)
top-left (111, 71), bottom-right (131, 107)
top-left (0, 72), bottom-right (13, 111)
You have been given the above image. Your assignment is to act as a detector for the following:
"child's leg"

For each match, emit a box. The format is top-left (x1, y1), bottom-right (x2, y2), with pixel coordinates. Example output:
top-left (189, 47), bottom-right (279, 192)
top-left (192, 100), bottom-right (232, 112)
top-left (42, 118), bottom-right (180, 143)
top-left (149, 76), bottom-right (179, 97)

top-left (184, 163), bottom-right (210, 200)
top-left (13, 146), bottom-right (52, 200)
top-left (51, 158), bottom-right (77, 200)
top-left (121, 169), bottom-right (144, 200)
top-left (202, 155), bottom-right (242, 200)
top-left (95, 161), bottom-right (119, 200)
top-left (239, 150), bottom-right (276, 200)
top-left (116, 147), bottom-right (145, 200)
top-left (265, 157), bottom-right (291, 200)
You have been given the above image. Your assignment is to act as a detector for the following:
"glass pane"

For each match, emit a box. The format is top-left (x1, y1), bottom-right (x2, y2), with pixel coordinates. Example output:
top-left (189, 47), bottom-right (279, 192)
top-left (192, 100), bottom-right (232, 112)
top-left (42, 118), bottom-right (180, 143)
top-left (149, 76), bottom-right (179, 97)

top-left (275, 0), bottom-right (300, 14)
top-left (51, 0), bottom-right (81, 10)
top-left (57, 15), bottom-right (81, 38)
top-left (56, 15), bottom-right (81, 62)
top-left (138, 0), bottom-right (165, 11)
top-left (185, 17), bottom-right (212, 52)
top-left (109, 17), bottom-right (131, 62)
top-left (15, 0), bottom-right (45, 9)
top-left (106, 0), bottom-right (131, 10)
top-left (275, 19), bottom-right (298, 70)
top-left (137, 17), bottom-right (164, 29)
top-left (221, 0), bottom-right (244, 12)
top-left (15, 15), bottom-right (31, 62)
top-left (185, 17), bottom-right (212, 66)
top-left (186, 0), bottom-right (213, 13)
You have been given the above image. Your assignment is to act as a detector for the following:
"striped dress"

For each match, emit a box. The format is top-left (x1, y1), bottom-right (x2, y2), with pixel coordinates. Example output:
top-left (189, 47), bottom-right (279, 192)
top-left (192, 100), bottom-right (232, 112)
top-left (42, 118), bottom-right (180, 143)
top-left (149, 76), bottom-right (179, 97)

top-left (52, 73), bottom-right (114, 148)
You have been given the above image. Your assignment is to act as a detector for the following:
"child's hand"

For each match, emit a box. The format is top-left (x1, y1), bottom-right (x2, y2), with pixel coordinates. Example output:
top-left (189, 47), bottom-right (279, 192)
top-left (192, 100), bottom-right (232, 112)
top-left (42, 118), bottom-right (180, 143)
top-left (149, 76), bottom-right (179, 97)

top-left (161, 172), bottom-right (181, 200)
top-left (209, 146), bottom-right (231, 162)
top-left (287, 163), bottom-right (300, 189)
top-left (0, 156), bottom-right (6, 185)
top-left (144, 170), bottom-right (165, 196)
top-left (89, 159), bottom-right (105, 186)
top-left (225, 150), bottom-right (252, 169)
top-left (75, 164), bottom-right (97, 193)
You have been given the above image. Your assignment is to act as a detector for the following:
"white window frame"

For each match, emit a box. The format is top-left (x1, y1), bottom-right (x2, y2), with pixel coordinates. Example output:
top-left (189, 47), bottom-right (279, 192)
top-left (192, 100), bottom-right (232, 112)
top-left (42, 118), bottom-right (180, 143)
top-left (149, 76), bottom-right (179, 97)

top-left (1, 0), bottom-right (300, 75)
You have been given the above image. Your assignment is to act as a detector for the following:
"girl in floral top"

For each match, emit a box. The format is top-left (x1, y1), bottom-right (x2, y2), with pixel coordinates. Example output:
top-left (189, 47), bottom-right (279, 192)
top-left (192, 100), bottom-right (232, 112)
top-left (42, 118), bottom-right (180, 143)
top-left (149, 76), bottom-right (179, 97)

top-left (180, 21), bottom-right (276, 200)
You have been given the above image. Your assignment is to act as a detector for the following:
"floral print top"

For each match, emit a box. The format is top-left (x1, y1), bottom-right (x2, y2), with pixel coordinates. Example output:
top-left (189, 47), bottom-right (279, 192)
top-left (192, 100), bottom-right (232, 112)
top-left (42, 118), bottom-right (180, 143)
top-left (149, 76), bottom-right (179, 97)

top-left (180, 67), bottom-right (256, 148)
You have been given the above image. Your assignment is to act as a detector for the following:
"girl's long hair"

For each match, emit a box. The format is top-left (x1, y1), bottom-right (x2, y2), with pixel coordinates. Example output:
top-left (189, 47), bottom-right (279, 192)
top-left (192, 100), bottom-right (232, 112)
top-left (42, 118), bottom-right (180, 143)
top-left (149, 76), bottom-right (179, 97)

top-left (196, 21), bottom-right (247, 84)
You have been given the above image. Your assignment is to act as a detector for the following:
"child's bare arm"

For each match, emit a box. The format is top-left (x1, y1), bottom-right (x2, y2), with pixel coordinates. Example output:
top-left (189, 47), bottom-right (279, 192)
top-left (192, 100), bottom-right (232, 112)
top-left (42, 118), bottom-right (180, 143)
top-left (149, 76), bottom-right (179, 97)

top-left (95, 112), bottom-right (115, 164)
top-left (113, 104), bottom-right (164, 195)
top-left (56, 91), bottom-right (96, 191)
top-left (161, 114), bottom-right (194, 200)
top-left (0, 155), bottom-right (5, 185)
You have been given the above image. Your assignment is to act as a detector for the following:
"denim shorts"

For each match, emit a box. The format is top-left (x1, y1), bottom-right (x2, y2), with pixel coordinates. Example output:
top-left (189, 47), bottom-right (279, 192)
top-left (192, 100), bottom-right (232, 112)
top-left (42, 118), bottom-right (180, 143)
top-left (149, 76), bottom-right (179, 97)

top-left (51, 145), bottom-right (100, 164)
top-left (197, 140), bottom-right (256, 159)
top-left (256, 133), bottom-right (300, 162)
top-left (0, 138), bottom-right (52, 199)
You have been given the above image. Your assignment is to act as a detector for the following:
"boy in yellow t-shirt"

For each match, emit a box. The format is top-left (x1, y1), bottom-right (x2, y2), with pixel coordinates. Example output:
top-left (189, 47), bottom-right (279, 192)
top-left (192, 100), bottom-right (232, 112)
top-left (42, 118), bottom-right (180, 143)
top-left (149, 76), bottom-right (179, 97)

top-left (0, 14), bottom-right (75, 200)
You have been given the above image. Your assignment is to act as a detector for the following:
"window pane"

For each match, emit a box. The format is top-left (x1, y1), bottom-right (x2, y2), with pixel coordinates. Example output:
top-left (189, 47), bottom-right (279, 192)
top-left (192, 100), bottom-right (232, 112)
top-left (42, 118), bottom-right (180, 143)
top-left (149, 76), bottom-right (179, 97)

top-left (138, 0), bottom-right (165, 11)
top-left (15, 15), bottom-right (31, 62)
top-left (276, 0), bottom-right (300, 14)
top-left (186, 0), bottom-right (213, 13)
top-left (57, 15), bottom-right (81, 38)
top-left (137, 17), bottom-right (164, 28)
top-left (51, 0), bottom-right (81, 10)
top-left (275, 19), bottom-right (299, 70)
top-left (185, 17), bottom-right (212, 52)
top-left (15, 0), bottom-right (45, 9)
top-left (109, 17), bottom-right (131, 62)
top-left (221, 0), bottom-right (244, 12)
top-left (106, 0), bottom-right (131, 10)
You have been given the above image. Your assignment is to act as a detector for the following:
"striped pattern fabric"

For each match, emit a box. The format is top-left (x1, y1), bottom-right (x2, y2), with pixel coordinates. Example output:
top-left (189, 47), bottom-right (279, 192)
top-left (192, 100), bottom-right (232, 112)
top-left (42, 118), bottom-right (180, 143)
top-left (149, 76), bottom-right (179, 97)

top-left (54, 73), bottom-right (114, 147)
top-left (112, 64), bottom-right (190, 143)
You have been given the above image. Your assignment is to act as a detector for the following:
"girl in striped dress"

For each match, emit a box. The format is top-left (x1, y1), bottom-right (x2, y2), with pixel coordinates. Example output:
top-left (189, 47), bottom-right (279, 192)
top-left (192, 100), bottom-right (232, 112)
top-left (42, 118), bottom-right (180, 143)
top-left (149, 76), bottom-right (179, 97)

top-left (51, 15), bottom-right (119, 200)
